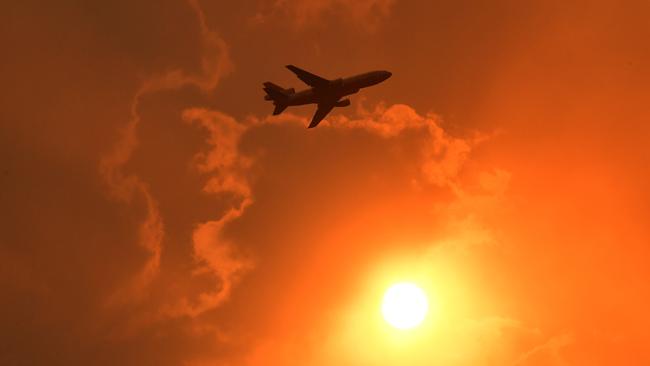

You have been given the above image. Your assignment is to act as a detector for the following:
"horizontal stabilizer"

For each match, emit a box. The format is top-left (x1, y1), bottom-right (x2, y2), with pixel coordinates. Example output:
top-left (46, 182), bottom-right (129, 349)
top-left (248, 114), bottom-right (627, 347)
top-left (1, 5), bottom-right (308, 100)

top-left (273, 104), bottom-right (287, 115)
top-left (263, 82), bottom-right (291, 116)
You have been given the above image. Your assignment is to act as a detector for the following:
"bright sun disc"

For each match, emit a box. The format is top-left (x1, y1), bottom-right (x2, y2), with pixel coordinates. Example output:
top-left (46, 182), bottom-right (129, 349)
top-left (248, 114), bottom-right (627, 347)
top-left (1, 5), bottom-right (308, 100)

top-left (381, 282), bottom-right (429, 330)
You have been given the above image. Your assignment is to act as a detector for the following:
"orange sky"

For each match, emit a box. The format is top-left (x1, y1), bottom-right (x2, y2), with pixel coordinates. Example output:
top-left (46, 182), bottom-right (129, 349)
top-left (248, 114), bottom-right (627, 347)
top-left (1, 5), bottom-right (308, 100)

top-left (2, 1), bottom-right (650, 365)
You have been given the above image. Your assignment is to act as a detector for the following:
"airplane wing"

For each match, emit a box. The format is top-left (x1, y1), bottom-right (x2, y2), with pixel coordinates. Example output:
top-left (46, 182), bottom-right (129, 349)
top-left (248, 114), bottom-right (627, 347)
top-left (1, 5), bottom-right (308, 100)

top-left (286, 65), bottom-right (330, 88)
top-left (308, 103), bottom-right (335, 128)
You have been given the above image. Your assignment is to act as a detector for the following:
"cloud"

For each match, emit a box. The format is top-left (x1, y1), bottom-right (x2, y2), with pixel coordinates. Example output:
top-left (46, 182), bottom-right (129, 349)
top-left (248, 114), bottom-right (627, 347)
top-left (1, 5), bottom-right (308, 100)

top-left (437, 319), bottom-right (572, 366)
top-left (2, 1), bottom-right (517, 358)
top-left (169, 103), bottom-right (512, 365)
top-left (152, 102), bottom-right (481, 321)
top-left (357, 104), bottom-right (475, 186)
top-left (100, 0), bottom-right (234, 307)
top-left (157, 108), bottom-right (255, 318)
top-left (319, 103), bottom-right (480, 187)
top-left (6, 1), bottom-right (650, 365)
top-left (183, 108), bottom-right (252, 198)
top-left (252, 0), bottom-right (396, 31)
top-left (92, 92), bottom-right (500, 363)
top-left (513, 333), bottom-right (573, 366)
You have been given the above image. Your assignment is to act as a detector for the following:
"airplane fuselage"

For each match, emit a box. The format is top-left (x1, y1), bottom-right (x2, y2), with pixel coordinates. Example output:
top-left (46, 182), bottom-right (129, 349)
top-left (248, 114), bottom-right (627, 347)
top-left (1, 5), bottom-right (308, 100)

top-left (263, 65), bottom-right (391, 128)
top-left (287, 71), bottom-right (391, 106)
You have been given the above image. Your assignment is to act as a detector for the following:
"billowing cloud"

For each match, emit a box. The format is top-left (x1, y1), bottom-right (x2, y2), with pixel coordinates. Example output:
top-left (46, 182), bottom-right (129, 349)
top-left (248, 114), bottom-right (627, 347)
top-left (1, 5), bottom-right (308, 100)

top-left (159, 108), bottom-right (254, 318)
top-left (252, 0), bottom-right (396, 31)
top-left (171, 103), bottom-right (516, 364)
top-left (100, 0), bottom-right (234, 306)
top-left (514, 333), bottom-right (573, 366)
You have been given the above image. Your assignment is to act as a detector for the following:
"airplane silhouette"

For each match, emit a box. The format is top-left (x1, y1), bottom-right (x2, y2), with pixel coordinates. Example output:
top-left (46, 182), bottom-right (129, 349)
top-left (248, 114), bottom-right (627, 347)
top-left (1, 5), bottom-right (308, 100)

top-left (263, 65), bottom-right (392, 128)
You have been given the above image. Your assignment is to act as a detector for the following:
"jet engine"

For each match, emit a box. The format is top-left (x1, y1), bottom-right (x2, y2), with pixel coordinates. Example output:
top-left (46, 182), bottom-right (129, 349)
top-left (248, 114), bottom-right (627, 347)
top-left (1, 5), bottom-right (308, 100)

top-left (335, 99), bottom-right (351, 107)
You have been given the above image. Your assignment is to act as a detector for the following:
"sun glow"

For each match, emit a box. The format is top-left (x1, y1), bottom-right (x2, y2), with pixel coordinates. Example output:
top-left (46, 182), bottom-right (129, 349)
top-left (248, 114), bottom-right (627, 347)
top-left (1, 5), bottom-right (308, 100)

top-left (381, 282), bottom-right (429, 330)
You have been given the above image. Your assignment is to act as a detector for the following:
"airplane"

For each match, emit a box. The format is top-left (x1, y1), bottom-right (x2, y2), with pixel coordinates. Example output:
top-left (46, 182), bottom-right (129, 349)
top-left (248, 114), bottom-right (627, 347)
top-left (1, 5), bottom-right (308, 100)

top-left (263, 65), bottom-right (392, 128)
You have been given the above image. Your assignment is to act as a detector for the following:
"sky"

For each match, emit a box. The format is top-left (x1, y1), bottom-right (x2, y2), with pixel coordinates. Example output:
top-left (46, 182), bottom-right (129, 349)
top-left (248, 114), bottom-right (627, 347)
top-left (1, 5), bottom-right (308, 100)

top-left (2, 0), bottom-right (650, 365)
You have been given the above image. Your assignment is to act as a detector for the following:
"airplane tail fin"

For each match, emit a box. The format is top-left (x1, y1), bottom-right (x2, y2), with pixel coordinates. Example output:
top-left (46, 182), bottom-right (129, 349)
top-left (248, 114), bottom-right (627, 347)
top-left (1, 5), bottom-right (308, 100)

top-left (263, 82), bottom-right (293, 115)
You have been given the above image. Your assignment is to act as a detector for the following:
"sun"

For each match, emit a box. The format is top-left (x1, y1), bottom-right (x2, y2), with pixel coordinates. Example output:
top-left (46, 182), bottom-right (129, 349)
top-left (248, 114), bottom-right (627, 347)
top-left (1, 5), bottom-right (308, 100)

top-left (381, 282), bottom-right (429, 330)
